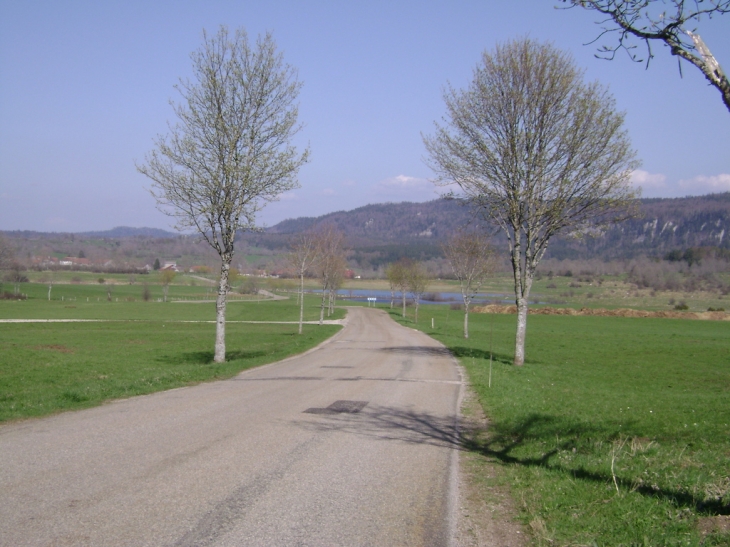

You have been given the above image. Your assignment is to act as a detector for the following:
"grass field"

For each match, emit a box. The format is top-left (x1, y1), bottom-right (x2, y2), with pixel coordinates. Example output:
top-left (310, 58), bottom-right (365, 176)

top-left (0, 285), bottom-right (343, 422)
top-left (389, 303), bottom-right (730, 546)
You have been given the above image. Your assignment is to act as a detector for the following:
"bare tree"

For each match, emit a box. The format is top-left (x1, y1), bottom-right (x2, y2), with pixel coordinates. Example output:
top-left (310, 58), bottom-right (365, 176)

top-left (386, 259), bottom-right (412, 318)
top-left (314, 226), bottom-right (346, 325)
top-left (137, 27), bottom-right (308, 362)
top-left (0, 235), bottom-right (14, 271)
top-left (288, 230), bottom-right (321, 334)
top-left (160, 269), bottom-right (176, 302)
top-left (424, 39), bottom-right (639, 366)
top-left (561, 0), bottom-right (730, 112)
top-left (443, 231), bottom-right (495, 339)
top-left (385, 262), bottom-right (401, 309)
top-left (405, 261), bottom-right (429, 323)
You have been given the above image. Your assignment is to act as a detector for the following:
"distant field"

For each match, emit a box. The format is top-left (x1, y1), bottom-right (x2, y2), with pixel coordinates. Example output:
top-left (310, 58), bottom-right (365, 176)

top-left (395, 304), bottom-right (730, 546)
top-left (0, 288), bottom-right (343, 422)
top-left (340, 273), bottom-right (729, 314)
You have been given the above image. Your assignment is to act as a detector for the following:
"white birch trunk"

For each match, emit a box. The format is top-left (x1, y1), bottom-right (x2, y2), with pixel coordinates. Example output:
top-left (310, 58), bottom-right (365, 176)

top-left (514, 297), bottom-right (527, 366)
top-left (214, 261), bottom-right (230, 363)
top-left (298, 272), bottom-right (305, 335)
top-left (463, 304), bottom-right (469, 339)
top-left (319, 285), bottom-right (326, 325)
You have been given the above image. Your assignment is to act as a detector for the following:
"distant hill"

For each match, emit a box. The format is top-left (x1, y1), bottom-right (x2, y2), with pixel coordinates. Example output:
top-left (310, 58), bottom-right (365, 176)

top-left (266, 199), bottom-right (477, 244)
top-left (261, 193), bottom-right (730, 260)
top-left (3, 195), bottom-right (728, 269)
top-left (79, 226), bottom-right (181, 239)
top-left (3, 226), bottom-right (179, 240)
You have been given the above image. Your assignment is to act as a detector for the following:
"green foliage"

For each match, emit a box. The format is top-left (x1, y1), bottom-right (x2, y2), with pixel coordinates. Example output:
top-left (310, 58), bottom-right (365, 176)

top-left (399, 305), bottom-right (730, 545)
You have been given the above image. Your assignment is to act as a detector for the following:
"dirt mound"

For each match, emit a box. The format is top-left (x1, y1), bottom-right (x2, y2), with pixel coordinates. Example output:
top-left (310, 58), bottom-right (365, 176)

top-left (472, 305), bottom-right (730, 321)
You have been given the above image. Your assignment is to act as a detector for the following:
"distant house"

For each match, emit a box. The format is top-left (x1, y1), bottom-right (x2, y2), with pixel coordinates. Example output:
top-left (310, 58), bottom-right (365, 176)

top-left (160, 262), bottom-right (179, 272)
top-left (62, 257), bottom-right (90, 267)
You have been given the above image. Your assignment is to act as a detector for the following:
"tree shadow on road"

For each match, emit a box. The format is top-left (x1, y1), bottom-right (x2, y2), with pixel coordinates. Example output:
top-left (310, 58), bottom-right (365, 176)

top-left (294, 404), bottom-right (729, 516)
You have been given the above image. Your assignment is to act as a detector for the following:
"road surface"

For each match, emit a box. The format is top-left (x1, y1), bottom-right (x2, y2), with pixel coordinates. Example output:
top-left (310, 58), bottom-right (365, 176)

top-left (0, 307), bottom-right (464, 546)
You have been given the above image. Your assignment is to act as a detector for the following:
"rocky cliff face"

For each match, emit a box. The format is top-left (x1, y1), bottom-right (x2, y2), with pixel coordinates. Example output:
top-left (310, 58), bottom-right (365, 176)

top-left (548, 194), bottom-right (729, 259)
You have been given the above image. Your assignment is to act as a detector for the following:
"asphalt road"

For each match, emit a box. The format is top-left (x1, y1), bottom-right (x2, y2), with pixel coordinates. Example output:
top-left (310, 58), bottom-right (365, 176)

top-left (0, 307), bottom-right (464, 547)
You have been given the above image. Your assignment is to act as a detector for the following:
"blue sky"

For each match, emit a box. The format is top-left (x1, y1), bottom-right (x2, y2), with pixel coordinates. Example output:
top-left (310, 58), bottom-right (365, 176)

top-left (1, 0), bottom-right (729, 233)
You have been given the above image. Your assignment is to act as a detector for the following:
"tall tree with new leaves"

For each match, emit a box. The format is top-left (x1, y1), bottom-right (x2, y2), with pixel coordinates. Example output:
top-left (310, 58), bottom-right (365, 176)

top-left (138, 27), bottom-right (308, 362)
top-left (425, 39), bottom-right (639, 366)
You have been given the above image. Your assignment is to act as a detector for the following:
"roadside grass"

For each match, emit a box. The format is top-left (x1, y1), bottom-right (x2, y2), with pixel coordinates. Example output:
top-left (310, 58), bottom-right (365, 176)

top-left (392, 304), bottom-right (730, 546)
top-left (0, 291), bottom-right (342, 422)
top-left (0, 284), bottom-right (343, 322)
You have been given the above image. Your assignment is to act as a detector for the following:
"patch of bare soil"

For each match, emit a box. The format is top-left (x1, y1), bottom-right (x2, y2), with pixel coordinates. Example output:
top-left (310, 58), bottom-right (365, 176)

top-left (697, 515), bottom-right (730, 539)
top-left (453, 380), bottom-right (527, 547)
top-left (472, 305), bottom-right (730, 321)
top-left (33, 344), bottom-right (75, 353)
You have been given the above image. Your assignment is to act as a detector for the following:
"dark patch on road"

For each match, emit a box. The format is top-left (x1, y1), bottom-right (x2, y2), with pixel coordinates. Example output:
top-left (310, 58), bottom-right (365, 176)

top-left (380, 345), bottom-right (453, 357)
top-left (304, 400), bottom-right (369, 415)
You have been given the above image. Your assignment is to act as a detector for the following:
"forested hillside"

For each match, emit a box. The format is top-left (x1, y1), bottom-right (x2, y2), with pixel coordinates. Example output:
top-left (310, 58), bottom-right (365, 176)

top-left (263, 193), bottom-right (730, 260)
top-left (3, 193), bottom-right (729, 274)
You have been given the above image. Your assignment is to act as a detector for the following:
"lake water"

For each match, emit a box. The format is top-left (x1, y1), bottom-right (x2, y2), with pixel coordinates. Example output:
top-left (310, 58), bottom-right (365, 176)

top-left (311, 289), bottom-right (514, 305)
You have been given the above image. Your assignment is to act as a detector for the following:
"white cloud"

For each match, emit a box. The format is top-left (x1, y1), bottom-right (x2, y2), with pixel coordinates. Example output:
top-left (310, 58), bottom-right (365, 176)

top-left (372, 174), bottom-right (438, 200)
top-left (277, 192), bottom-right (298, 201)
top-left (630, 170), bottom-right (667, 191)
top-left (678, 174), bottom-right (730, 194)
top-left (322, 188), bottom-right (336, 196)
top-left (379, 174), bottom-right (431, 189)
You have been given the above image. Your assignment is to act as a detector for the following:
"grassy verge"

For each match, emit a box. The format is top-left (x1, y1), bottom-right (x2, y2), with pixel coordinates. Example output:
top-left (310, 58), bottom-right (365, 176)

top-left (390, 304), bottom-right (730, 546)
top-left (0, 292), bottom-right (342, 422)
top-left (0, 284), bottom-right (344, 322)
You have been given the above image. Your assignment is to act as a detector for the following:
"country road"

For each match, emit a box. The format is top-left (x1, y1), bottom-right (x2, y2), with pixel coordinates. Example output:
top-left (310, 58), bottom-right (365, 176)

top-left (0, 307), bottom-right (465, 546)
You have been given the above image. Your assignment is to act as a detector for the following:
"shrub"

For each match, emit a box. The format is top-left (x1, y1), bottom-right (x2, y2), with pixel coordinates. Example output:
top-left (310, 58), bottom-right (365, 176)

top-left (674, 301), bottom-right (689, 311)
top-left (0, 291), bottom-right (26, 300)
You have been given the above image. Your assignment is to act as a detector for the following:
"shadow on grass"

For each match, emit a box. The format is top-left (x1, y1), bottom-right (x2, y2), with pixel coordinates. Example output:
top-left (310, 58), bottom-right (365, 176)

top-left (156, 350), bottom-right (268, 365)
top-left (449, 346), bottom-right (514, 366)
top-left (294, 405), bottom-right (729, 517)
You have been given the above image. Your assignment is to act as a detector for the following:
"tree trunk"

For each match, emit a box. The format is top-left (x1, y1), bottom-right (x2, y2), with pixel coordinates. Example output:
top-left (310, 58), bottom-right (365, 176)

top-left (401, 292), bottom-right (406, 318)
top-left (514, 296), bottom-right (528, 366)
top-left (414, 300), bottom-right (419, 323)
top-left (214, 261), bottom-right (230, 363)
top-left (298, 272), bottom-right (305, 335)
top-left (319, 284), bottom-right (326, 325)
top-left (463, 303), bottom-right (469, 339)
top-left (48, 284), bottom-right (52, 301)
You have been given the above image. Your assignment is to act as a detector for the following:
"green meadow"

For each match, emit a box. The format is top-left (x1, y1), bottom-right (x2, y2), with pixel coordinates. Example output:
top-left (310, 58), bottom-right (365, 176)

top-left (393, 304), bottom-right (730, 546)
top-left (0, 283), bottom-right (342, 422)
